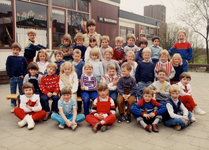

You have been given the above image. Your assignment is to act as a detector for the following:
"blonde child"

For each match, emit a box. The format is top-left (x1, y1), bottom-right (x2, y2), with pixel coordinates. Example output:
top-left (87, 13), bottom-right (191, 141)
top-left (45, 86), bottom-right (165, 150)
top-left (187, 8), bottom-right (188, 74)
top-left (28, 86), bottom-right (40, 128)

top-left (36, 50), bottom-right (49, 74)
top-left (85, 37), bottom-right (98, 62)
top-left (126, 51), bottom-right (138, 79)
top-left (99, 35), bottom-right (112, 61)
top-left (112, 36), bottom-right (125, 66)
top-left (73, 33), bottom-right (86, 60)
top-left (60, 34), bottom-right (73, 62)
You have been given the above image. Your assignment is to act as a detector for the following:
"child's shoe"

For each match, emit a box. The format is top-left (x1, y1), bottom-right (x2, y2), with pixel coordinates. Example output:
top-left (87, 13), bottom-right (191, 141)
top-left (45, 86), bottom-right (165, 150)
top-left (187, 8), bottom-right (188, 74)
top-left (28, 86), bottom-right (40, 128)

top-left (24, 115), bottom-right (35, 130)
top-left (193, 106), bottom-right (206, 115)
top-left (18, 119), bottom-right (27, 128)
top-left (125, 114), bottom-right (131, 123)
top-left (191, 112), bottom-right (196, 122)
top-left (145, 125), bottom-right (152, 132)
top-left (151, 124), bottom-right (159, 132)
top-left (71, 125), bottom-right (77, 131)
top-left (92, 121), bottom-right (102, 133)
top-left (118, 115), bottom-right (125, 123)
top-left (173, 125), bottom-right (181, 131)
top-left (58, 124), bottom-right (65, 129)
top-left (43, 112), bottom-right (51, 121)
top-left (101, 125), bottom-right (110, 132)
top-left (11, 106), bottom-right (15, 113)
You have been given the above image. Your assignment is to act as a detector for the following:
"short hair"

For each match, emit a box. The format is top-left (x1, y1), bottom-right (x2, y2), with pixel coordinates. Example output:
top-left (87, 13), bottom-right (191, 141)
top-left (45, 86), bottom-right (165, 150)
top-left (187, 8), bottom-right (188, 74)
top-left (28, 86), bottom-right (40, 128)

top-left (86, 19), bottom-right (96, 32)
top-left (60, 61), bottom-right (75, 75)
top-left (152, 36), bottom-right (160, 42)
top-left (54, 50), bottom-right (64, 57)
top-left (157, 68), bottom-right (167, 75)
top-left (115, 36), bottom-right (123, 43)
top-left (101, 35), bottom-right (110, 42)
top-left (106, 64), bottom-right (116, 71)
top-left (178, 30), bottom-right (186, 36)
top-left (139, 37), bottom-right (148, 46)
top-left (159, 49), bottom-right (169, 57)
top-left (143, 87), bottom-right (154, 96)
top-left (11, 42), bottom-right (21, 51)
top-left (169, 84), bottom-right (181, 93)
top-left (89, 36), bottom-right (97, 46)
top-left (74, 32), bottom-right (85, 41)
top-left (179, 72), bottom-right (191, 81)
top-left (142, 47), bottom-right (151, 55)
top-left (73, 49), bottom-right (81, 56)
top-left (47, 62), bottom-right (58, 70)
top-left (27, 62), bottom-right (39, 70)
top-left (121, 62), bottom-right (132, 71)
top-left (61, 86), bottom-right (72, 95)
top-left (22, 82), bottom-right (35, 94)
top-left (61, 34), bottom-right (72, 45)
top-left (127, 34), bottom-right (136, 41)
top-left (171, 53), bottom-right (183, 66)
top-left (89, 48), bottom-right (100, 59)
top-left (36, 49), bottom-right (49, 62)
top-left (126, 51), bottom-right (135, 58)
top-left (84, 62), bottom-right (93, 69)
top-left (104, 48), bottom-right (113, 55)
top-left (27, 29), bottom-right (36, 36)
top-left (97, 82), bottom-right (109, 92)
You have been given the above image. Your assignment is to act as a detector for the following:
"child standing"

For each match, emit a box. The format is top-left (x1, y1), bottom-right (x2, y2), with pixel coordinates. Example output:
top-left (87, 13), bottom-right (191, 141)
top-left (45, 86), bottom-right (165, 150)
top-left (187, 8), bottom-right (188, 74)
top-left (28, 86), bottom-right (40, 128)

top-left (54, 50), bottom-right (65, 75)
top-left (36, 50), bottom-right (49, 75)
top-left (14, 82), bottom-right (46, 129)
top-left (131, 88), bottom-right (166, 132)
top-left (149, 36), bottom-right (162, 65)
top-left (60, 34), bottom-right (73, 62)
top-left (51, 87), bottom-right (85, 130)
top-left (112, 36), bottom-right (125, 66)
top-left (99, 35), bottom-right (112, 61)
top-left (117, 62), bottom-right (137, 123)
top-left (86, 82), bottom-right (116, 133)
top-left (136, 37), bottom-right (148, 63)
top-left (168, 30), bottom-right (193, 72)
top-left (126, 51), bottom-right (138, 79)
top-left (6, 42), bottom-right (28, 112)
top-left (73, 33), bottom-right (86, 61)
top-left (85, 37), bottom-right (98, 62)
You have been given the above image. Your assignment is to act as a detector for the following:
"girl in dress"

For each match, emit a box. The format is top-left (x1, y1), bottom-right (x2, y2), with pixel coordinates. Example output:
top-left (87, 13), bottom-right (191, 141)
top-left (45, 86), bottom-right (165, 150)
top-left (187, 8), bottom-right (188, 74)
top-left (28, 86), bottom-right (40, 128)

top-left (36, 49), bottom-right (49, 75)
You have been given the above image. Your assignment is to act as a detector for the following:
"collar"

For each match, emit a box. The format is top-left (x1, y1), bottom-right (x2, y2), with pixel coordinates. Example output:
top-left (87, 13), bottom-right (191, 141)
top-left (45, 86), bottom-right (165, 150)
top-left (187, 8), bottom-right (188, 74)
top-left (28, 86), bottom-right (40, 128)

top-left (62, 45), bottom-right (71, 48)
top-left (178, 82), bottom-right (187, 89)
top-left (128, 45), bottom-right (135, 48)
top-left (12, 54), bottom-right (20, 56)
top-left (63, 98), bottom-right (71, 104)
top-left (99, 96), bottom-right (109, 101)
top-left (160, 61), bottom-right (168, 65)
top-left (45, 73), bottom-right (56, 77)
top-left (72, 60), bottom-right (80, 65)
top-left (55, 60), bottom-right (64, 63)
top-left (171, 97), bottom-right (179, 104)
top-left (105, 73), bottom-right (117, 79)
top-left (29, 39), bottom-right (35, 43)
top-left (89, 59), bottom-right (99, 62)
top-left (151, 45), bottom-right (160, 48)
top-left (179, 40), bottom-right (186, 43)
top-left (123, 75), bottom-right (130, 79)
top-left (85, 73), bottom-right (93, 77)
top-left (116, 47), bottom-right (123, 50)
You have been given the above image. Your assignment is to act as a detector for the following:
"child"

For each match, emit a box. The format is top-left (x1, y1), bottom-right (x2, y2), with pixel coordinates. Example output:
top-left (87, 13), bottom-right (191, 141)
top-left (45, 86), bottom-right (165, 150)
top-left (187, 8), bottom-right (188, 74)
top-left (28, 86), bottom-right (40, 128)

top-left (60, 34), bottom-right (73, 62)
top-left (164, 84), bottom-right (192, 130)
top-left (51, 87), bottom-right (85, 130)
top-left (149, 36), bottom-right (162, 65)
top-left (135, 48), bottom-right (155, 100)
top-left (14, 82), bottom-right (46, 129)
top-left (112, 36), bottom-right (125, 66)
top-left (36, 50), bottom-right (49, 75)
top-left (155, 50), bottom-right (175, 82)
top-left (80, 62), bottom-right (99, 115)
top-left (87, 48), bottom-right (103, 82)
top-left (102, 48), bottom-right (121, 77)
top-left (100, 64), bottom-right (119, 106)
top-left (73, 32), bottom-right (86, 61)
top-left (6, 42), bottom-right (28, 112)
top-left (86, 82), bottom-right (116, 133)
top-left (99, 35), bottom-right (112, 61)
top-left (131, 88), bottom-right (166, 132)
top-left (177, 72), bottom-right (206, 121)
top-left (126, 51), bottom-right (138, 79)
top-left (168, 30), bottom-right (193, 72)
top-left (85, 37), bottom-right (98, 62)
top-left (136, 37), bottom-right (148, 63)
top-left (124, 34), bottom-right (139, 61)
top-left (170, 54), bottom-right (184, 85)
top-left (149, 68), bottom-right (170, 105)
top-left (54, 50), bottom-right (65, 75)
top-left (40, 62), bottom-right (60, 120)
top-left (24, 29), bottom-right (50, 65)
top-left (59, 61), bottom-right (78, 100)
top-left (117, 62), bottom-right (137, 123)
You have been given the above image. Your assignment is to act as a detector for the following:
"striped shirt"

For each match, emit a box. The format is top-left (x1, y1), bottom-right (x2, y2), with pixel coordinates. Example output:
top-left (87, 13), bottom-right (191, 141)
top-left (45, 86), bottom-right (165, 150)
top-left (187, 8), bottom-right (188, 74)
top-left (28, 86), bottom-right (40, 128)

top-left (80, 74), bottom-right (98, 91)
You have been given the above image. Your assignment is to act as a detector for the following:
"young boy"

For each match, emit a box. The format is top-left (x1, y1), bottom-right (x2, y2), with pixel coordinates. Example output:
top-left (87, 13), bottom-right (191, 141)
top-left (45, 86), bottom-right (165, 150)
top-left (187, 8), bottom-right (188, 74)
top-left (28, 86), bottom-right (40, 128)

top-left (168, 30), bottom-right (193, 72)
top-left (80, 62), bottom-right (99, 115)
top-left (40, 62), bottom-right (60, 120)
top-left (136, 37), bottom-right (148, 63)
top-left (73, 32), bottom-right (86, 61)
top-left (112, 36), bottom-right (125, 66)
top-left (155, 50), bottom-right (175, 82)
top-left (117, 62), bottom-right (137, 123)
top-left (164, 84), bottom-right (192, 131)
top-left (51, 87), bottom-right (85, 130)
top-left (126, 51), bottom-right (138, 79)
top-left (100, 64), bottom-right (119, 106)
top-left (149, 36), bottom-right (162, 65)
top-left (131, 88), bottom-right (166, 132)
top-left (102, 48), bottom-right (121, 77)
top-left (54, 50), bottom-right (65, 75)
top-left (124, 34), bottom-right (139, 61)
top-left (24, 29), bottom-right (50, 64)
top-left (135, 48), bottom-right (155, 100)
top-left (149, 68), bottom-right (170, 105)
top-left (6, 42), bottom-right (28, 112)
top-left (99, 35), bottom-right (112, 61)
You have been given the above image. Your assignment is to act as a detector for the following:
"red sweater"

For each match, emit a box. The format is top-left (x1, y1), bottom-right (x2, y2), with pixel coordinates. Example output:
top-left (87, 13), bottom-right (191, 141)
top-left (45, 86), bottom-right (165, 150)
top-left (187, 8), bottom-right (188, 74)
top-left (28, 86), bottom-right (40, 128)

top-left (112, 47), bottom-right (125, 61)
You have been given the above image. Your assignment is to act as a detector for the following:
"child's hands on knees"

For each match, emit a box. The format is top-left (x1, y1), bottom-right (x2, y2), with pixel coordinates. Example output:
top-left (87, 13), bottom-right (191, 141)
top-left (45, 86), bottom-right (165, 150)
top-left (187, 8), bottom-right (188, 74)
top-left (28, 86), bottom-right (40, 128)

top-left (149, 113), bottom-right (156, 118)
top-left (81, 86), bottom-right (85, 90)
top-left (72, 121), bottom-right (77, 125)
top-left (66, 120), bottom-right (72, 127)
top-left (52, 92), bottom-right (57, 96)
top-left (183, 115), bottom-right (189, 125)
top-left (47, 92), bottom-right (53, 98)
top-left (143, 114), bottom-right (150, 119)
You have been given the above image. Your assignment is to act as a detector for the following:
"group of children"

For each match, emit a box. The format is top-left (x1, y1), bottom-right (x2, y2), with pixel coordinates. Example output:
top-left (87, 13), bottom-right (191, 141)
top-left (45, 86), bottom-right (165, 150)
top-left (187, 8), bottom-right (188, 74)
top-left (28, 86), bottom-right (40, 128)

top-left (6, 24), bottom-right (206, 133)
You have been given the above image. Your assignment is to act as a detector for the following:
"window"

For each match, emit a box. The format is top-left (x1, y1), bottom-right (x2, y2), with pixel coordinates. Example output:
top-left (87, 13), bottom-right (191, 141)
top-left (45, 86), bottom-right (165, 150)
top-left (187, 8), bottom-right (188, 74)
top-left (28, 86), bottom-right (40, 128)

top-left (52, 0), bottom-right (75, 9)
top-left (31, 0), bottom-right (47, 3)
top-left (150, 28), bottom-right (155, 35)
top-left (120, 28), bottom-right (126, 46)
top-left (128, 29), bottom-right (134, 34)
top-left (78, 0), bottom-right (89, 12)
top-left (141, 26), bottom-right (149, 34)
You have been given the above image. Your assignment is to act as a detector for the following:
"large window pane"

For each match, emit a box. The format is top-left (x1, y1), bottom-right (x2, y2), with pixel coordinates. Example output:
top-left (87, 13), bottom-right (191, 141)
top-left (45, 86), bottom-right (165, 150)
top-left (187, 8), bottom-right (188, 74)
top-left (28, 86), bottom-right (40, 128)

top-left (120, 28), bottom-right (126, 46)
top-left (52, 0), bottom-right (75, 9)
top-left (78, 0), bottom-right (89, 12)
top-left (141, 26), bottom-right (149, 34)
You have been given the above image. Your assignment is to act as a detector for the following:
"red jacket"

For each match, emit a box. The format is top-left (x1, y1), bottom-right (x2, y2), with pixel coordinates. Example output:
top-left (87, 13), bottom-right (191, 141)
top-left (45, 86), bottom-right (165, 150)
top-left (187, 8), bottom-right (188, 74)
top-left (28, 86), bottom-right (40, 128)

top-left (112, 47), bottom-right (125, 61)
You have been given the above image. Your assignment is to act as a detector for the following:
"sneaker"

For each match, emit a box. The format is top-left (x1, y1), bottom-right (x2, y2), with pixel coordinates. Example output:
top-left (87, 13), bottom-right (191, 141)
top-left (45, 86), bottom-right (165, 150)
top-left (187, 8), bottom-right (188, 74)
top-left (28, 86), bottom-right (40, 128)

top-left (58, 124), bottom-right (65, 129)
top-left (71, 125), bottom-right (77, 131)
top-left (18, 119), bottom-right (27, 128)
top-left (101, 125), bottom-right (110, 132)
top-left (43, 112), bottom-right (51, 121)
top-left (173, 125), bottom-right (181, 131)
top-left (126, 115), bottom-right (131, 123)
top-left (118, 115), bottom-right (125, 123)
top-left (191, 112), bottom-right (196, 122)
top-left (11, 106), bottom-right (15, 113)
top-left (194, 106), bottom-right (206, 115)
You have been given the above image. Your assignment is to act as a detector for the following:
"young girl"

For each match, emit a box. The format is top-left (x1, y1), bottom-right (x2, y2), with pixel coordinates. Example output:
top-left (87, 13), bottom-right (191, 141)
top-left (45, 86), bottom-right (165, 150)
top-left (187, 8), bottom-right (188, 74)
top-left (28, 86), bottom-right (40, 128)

top-left (126, 51), bottom-right (138, 79)
top-left (51, 87), bottom-right (85, 130)
top-left (14, 82), bottom-right (46, 130)
top-left (87, 48), bottom-right (103, 82)
top-left (86, 82), bottom-right (116, 133)
top-left (36, 49), bottom-right (49, 75)
top-left (84, 37), bottom-right (98, 62)
top-left (59, 61), bottom-right (78, 100)
top-left (170, 54), bottom-right (184, 85)
top-left (60, 34), bottom-right (73, 62)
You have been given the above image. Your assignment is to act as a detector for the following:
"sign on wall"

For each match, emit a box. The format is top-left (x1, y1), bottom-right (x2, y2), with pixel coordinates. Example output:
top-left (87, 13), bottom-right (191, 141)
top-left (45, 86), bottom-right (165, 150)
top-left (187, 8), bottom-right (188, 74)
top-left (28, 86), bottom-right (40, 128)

top-left (98, 16), bottom-right (117, 24)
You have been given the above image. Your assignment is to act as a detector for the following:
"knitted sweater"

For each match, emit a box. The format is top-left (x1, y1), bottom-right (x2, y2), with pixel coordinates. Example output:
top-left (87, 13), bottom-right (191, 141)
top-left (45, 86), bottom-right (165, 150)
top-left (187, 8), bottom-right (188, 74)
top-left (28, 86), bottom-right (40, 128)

top-left (99, 45), bottom-right (112, 61)
top-left (136, 48), bottom-right (144, 63)
top-left (149, 45), bottom-right (162, 60)
top-left (73, 45), bottom-right (86, 60)
top-left (102, 59), bottom-right (121, 77)
top-left (37, 61), bottom-right (49, 74)
top-left (170, 65), bottom-right (183, 81)
top-left (59, 72), bottom-right (78, 93)
top-left (155, 61), bottom-right (175, 81)
top-left (60, 45), bottom-right (73, 58)
top-left (80, 74), bottom-right (98, 91)
top-left (73, 61), bottom-right (85, 79)
top-left (124, 45), bottom-right (139, 61)
top-left (112, 47), bottom-right (125, 61)
top-left (100, 74), bottom-right (119, 91)
top-left (54, 60), bottom-right (65, 75)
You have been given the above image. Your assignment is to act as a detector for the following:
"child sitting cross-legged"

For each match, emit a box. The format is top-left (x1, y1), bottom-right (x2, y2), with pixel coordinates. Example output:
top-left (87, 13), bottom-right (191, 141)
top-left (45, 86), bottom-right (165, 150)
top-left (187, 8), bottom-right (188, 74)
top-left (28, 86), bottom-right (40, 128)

top-left (51, 87), bottom-right (85, 130)
top-left (131, 87), bottom-right (166, 132)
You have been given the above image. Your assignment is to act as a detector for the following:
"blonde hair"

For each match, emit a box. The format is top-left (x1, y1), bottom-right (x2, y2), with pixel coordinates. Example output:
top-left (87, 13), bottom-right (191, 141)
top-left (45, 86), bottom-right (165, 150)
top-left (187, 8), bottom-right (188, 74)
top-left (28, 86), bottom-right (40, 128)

top-left (73, 49), bottom-right (81, 56)
top-left (61, 34), bottom-right (72, 45)
top-left (171, 53), bottom-right (183, 66)
top-left (126, 51), bottom-right (135, 58)
top-left (177, 30), bottom-right (186, 36)
top-left (115, 36), bottom-right (123, 43)
top-left (127, 34), bottom-right (136, 41)
top-left (97, 82), bottom-right (109, 92)
top-left (61, 86), bottom-right (72, 95)
top-left (106, 64), bottom-right (116, 71)
top-left (169, 84), bottom-right (181, 93)
top-left (54, 50), bottom-right (64, 57)
top-left (89, 48), bottom-right (100, 59)
top-left (47, 62), bottom-right (58, 70)
top-left (142, 47), bottom-right (151, 55)
top-left (121, 62), bottom-right (132, 71)
top-left (74, 32), bottom-right (85, 41)
top-left (36, 49), bottom-right (49, 62)
top-left (84, 62), bottom-right (93, 69)
top-left (11, 42), bottom-right (21, 51)
top-left (104, 48), bottom-right (113, 55)
top-left (60, 61), bottom-right (75, 76)
top-left (27, 29), bottom-right (36, 36)
top-left (159, 49), bottom-right (169, 57)
top-left (101, 35), bottom-right (110, 42)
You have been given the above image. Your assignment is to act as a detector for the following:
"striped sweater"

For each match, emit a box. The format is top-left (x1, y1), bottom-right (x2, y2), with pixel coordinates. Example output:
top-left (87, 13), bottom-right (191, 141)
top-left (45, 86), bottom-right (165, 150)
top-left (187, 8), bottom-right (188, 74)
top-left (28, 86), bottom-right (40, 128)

top-left (124, 45), bottom-right (139, 61)
top-left (80, 74), bottom-right (98, 91)
top-left (155, 61), bottom-right (175, 81)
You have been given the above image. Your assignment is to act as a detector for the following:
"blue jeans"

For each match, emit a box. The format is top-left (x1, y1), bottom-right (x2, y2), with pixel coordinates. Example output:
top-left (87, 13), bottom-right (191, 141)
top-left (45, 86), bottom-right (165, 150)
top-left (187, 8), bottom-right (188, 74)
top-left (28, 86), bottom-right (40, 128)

top-left (41, 94), bottom-right (59, 113)
top-left (157, 100), bottom-right (166, 105)
top-left (136, 81), bottom-right (153, 101)
top-left (182, 59), bottom-right (188, 72)
top-left (164, 111), bottom-right (192, 128)
top-left (51, 113), bottom-right (85, 125)
top-left (109, 91), bottom-right (118, 107)
top-left (10, 77), bottom-right (23, 107)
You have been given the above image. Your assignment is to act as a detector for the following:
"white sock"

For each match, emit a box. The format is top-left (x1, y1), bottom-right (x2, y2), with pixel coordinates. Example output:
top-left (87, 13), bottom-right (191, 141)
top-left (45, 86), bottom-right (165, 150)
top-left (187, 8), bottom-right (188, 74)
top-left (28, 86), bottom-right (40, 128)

top-left (153, 118), bottom-right (160, 124)
top-left (139, 120), bottom-right (147, 128)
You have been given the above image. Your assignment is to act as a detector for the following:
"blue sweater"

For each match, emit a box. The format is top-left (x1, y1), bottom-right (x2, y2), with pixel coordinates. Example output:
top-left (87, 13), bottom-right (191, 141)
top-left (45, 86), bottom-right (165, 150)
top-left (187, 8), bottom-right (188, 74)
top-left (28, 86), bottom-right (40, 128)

top-left (135, 61), bottom-right (155, 83)
top-left (74, 61), bottom-right (85, 79)
top-left (73, 45), bottom-right (86, 60)
top-left (136, 48), bottom-right (144, 63)
top-left (54, 60), bottom-right (64, 75)
top-left (170, 65), bottom-right (183, 81)
top-left (149, 45), bottom-right (162, 60)
top-left (6, 55), bottom-right (28, 78)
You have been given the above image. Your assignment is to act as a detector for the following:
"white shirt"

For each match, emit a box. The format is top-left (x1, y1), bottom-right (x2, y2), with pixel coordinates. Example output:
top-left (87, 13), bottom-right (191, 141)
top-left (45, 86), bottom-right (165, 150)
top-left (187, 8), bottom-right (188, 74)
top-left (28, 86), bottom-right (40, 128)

top-left (37, 61), bottom-right (49, 74)
top-left (84, 46), bottom-right (99, 62)
top-left (177, 81), bottom-right (192, 97)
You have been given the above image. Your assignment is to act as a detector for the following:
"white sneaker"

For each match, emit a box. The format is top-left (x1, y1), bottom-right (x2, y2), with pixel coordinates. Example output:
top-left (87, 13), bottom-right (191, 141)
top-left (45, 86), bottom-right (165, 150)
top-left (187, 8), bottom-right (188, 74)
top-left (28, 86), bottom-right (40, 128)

top-left (191, 112), bottom-right (196, 122)
top-left (194, 106), bottom-right (206, 115)
top-left (18, 119), bottom-right (27, 127)
top-left (11, 107), bottom-right (15, 113)
top-left (24, 115), bottom-right (35, 130)
top-left (58, 124), bottom-right (65, 129)
top-left (71, 125), bottom-right (77, 131)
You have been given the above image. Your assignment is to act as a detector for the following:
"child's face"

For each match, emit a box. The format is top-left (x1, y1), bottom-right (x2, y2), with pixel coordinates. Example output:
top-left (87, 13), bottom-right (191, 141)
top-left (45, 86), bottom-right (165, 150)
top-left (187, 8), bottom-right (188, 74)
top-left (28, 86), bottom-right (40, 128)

top-left (63, 40), bottom-right (70, 47)
top-left (47, 67), bottom-right (56, 76)
top-left (127, 38), bottom-right (135, 46)
top-left (76, 39), bottom-right (84, 46)
top-left (143, 93), bottom-right (153, 103)
top-left (140, 43), bottom-right (147, 49)
top-left (73, 53), bottom-right (81, 62)
top-left (55, 54), bottom-right (63, 62)
top-left (121, 68), bottom-right (131, 77)
top-left (90, 40), bottom-right (97, 48)
top-left (142, 52), bottom-right (151, 62)
top-left (62, 94), bottom-right (71, 102)
top-left (107, 69), bottom-right (116, 78)
top-left (160, 54), bottom-right (168, 63)
top-left (28, 33), bottom-right (36, 41)
top-left (126, 54), bottom-right (134, 62)
top-left (181, 77), bottom-right (190, 86)
top-left (152, 39), bottom-right (160, 47)
top-left (24, 88), bottom-right (33, 98)
top-left (29, 69), bottom-right (38, 76)
top-left (84, 67), bottom-right (93, 76)
top-left (173, 58), bottom-right (181, 66)
top-left (178, 33), bottom-right (186, 42)
top-left (39, 53), bottom-right (46, 61)
top-left (115, 41), bottom-right (123, 49)
top-left (12, 48), bottom-right (20, 56)
top-left (170, 92), bottom-right (180, 101)
top-left (157, 72), bottom-right (166, 82)
top-left (101, 40), bottom-right (109, 48)
top-left (98, 89), bottom-right (109, 99)
top-left (91, 55), bottom-right (98, 61)
top-left (104, 52), bottom-right (112, 61)
top-left (88, 25), bottom-right (96, 33)
top-left (64, 67), bottom-right (71, 75)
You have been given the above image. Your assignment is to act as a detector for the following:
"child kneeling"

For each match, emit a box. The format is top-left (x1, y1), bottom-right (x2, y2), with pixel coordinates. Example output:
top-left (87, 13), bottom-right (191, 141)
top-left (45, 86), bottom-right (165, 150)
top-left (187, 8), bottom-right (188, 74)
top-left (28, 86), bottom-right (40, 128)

top-left (86, 82), bottom-right (116, 133)
top-left (51, 87), bottom-right (85, 130)
top-left (14, 82), bottom-right (46, 130)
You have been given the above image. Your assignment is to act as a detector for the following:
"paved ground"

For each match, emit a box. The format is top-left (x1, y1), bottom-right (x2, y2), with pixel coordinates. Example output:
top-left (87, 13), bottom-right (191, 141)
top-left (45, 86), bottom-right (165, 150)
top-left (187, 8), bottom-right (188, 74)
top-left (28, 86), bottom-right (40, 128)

top-left (0, 72), bottom-right (209, 150)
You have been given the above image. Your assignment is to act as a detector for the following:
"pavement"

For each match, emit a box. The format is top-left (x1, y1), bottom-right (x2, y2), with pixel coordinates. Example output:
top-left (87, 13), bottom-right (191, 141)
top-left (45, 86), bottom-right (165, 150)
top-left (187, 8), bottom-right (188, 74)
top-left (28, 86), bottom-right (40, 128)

top-left (0, 72), bottom-right (209, 150)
